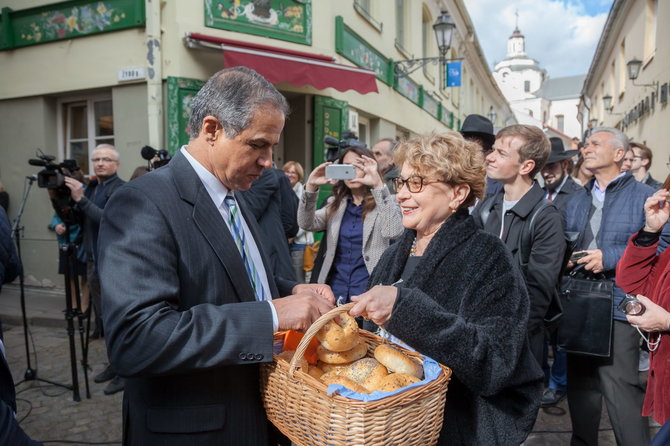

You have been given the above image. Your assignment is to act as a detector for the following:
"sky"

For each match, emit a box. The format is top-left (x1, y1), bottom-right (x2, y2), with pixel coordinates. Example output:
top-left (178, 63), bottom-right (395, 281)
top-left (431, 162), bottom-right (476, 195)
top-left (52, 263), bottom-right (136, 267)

top-left (466, 0), bottom-right (614, 78)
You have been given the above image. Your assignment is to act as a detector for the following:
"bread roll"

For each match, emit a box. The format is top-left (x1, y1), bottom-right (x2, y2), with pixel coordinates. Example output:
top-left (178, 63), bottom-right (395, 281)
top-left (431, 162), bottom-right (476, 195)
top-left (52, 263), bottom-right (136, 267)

top-left (317, 339), bottom-right (367, 364)
top-left (318, 361), bottom-right (354, 373)
top-left (316, 312), bottom-right (360, 352)
top-left (276, 350), bottom-right (308, 371)
top-left (347, 358), bottom-right (388, 392)
top-left (373, 344), bottom-right (423, 379)
top-left (321, 374), bottom-right (369, 394)
top-left (377, 373), bottom-right (421, 392)
top-left (307, 365), bottom-right (324, 379)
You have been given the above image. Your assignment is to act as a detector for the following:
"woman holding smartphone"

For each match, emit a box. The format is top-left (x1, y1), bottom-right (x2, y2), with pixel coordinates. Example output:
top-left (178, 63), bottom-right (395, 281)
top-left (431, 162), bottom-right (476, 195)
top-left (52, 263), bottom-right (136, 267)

top-left (298, 145), bottom-right (403, 303)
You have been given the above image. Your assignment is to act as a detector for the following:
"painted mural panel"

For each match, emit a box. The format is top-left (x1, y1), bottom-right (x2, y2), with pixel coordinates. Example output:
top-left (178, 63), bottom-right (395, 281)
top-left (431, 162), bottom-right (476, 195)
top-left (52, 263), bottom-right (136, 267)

top-left (205, 0), bottom-right (311, 45)
top-left (0, 0), bottom-right (144, 50)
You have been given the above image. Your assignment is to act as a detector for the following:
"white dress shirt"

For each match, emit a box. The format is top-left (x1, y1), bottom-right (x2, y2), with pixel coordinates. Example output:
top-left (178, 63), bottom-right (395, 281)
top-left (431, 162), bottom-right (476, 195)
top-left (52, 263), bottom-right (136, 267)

top-left (181, 147), bottom-right (279, 331)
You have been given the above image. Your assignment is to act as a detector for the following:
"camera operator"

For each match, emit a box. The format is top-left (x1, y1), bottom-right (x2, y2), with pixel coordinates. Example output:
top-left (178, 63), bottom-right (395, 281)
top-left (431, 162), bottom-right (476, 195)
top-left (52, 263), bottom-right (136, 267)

top-left (63, 143), bottom-right (126, 396)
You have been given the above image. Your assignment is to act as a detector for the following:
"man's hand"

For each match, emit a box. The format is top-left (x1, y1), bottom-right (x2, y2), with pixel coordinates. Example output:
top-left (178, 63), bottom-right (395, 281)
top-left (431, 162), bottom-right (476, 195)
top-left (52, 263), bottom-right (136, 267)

top-left (273, 291), bottom-right (334, 331)
top-left (643, 189), bottom-right (670, 233)
top-left (626, 295), bottom-right (670, 332)
top-left (63, 176), bottom-right (85, 202)
top-left (292, 283), bottom-right (335, 305)
top-left (54, 223), bottom-right (66, 236)
top-left (577, 249), bottom-right (604, 274)
top-left (349, 285), bottom-right (398, 326)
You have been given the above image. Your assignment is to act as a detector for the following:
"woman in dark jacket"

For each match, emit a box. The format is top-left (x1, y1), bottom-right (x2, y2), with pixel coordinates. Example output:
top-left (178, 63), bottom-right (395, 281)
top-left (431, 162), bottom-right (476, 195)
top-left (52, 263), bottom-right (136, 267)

top-left (350, 132), bottom-right (543, 445)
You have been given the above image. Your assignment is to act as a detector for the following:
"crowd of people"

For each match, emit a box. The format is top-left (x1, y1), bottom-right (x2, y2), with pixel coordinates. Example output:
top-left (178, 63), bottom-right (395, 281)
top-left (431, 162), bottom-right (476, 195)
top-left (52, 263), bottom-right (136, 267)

top-left (1, 66), bottom-right (669, 445)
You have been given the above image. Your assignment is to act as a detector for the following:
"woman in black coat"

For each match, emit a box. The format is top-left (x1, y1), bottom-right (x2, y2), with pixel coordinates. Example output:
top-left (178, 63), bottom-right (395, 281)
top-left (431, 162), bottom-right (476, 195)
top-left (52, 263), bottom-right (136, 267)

top-left (350, 132), bottom-right (543, 445)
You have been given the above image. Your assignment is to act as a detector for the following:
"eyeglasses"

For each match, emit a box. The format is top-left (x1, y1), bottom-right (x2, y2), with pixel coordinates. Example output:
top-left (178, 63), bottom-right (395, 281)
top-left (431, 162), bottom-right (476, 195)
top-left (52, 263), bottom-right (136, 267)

top-left (91, 157), bottom-right (117, 163)
top-left (392, 175), bottom-right (446, 193)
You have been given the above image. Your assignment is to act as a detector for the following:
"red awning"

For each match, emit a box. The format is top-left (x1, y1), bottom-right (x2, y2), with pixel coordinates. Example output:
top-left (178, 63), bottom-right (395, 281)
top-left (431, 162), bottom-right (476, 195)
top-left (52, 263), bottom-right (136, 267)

top-left (187, 33), bottom-right (378, 95)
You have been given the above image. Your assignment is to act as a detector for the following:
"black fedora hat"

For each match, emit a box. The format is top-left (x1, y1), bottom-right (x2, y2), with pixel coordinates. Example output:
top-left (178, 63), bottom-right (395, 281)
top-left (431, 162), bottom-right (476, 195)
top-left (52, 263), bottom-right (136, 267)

top-left (460, 114), bottom-right (495, 147)
top-left (547, 137), bottom-right (579, 164)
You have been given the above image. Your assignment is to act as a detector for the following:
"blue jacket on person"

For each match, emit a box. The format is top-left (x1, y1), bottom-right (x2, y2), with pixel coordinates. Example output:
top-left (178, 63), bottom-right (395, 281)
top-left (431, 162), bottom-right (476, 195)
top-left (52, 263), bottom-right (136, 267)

top-left (564, 172), bottom-right (670, 321)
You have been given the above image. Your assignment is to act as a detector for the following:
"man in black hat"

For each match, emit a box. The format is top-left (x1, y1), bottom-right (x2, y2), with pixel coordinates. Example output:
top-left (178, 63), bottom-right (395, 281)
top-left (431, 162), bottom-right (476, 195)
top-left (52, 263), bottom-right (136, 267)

top-left (460, 114), bottom-right (501, 196)
top-left (541, 137), bottom-right (582, 213)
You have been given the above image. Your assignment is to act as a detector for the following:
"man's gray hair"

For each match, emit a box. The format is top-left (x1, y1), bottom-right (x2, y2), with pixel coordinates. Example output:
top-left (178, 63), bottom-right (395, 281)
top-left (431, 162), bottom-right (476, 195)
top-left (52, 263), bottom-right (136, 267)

top-left (188, 66), bottom-right (289, 139)
top-left (376, 137), bottom-right (398, 153)
top-left (93, 143), bottom-right (120, 161)
top-left (592, 127), bottom-right (629, 151)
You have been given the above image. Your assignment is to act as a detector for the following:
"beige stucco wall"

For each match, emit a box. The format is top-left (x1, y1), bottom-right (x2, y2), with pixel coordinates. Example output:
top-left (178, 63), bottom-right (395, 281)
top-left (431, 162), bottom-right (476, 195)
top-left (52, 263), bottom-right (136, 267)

top-left (584, 0), bottom-right (670, 180)
top-left (0, 0), bottom-right (511, 288)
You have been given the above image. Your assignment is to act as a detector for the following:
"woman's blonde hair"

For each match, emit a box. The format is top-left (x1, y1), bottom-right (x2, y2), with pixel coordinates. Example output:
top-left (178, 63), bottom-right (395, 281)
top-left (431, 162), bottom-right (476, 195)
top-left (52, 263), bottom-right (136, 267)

top-left (282, 161), bottom-right (304, 183)
top-left (394, 131), bottom-right (486, 210)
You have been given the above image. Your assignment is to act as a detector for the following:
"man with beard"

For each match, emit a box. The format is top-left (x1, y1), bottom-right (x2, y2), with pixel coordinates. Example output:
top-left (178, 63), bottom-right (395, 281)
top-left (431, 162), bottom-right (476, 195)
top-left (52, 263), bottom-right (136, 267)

top-left (541, 137), bottom-right (582, 212)
top-left (538, 137), bottom-right (582, 407)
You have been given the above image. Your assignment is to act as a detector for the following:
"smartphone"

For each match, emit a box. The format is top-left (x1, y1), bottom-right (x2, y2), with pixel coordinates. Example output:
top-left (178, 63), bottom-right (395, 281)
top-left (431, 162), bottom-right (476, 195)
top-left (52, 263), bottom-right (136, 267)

top-left (570, 251), bottom-right (587, 262)
top-left (325, 164), bottom-right (356, 180)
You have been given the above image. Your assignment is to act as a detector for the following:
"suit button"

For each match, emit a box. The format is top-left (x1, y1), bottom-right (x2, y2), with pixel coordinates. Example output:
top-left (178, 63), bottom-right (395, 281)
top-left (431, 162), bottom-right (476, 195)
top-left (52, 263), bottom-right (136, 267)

top-left (239, 353), bottom-right (247, 360)
top-left (255, 354), bottom-right (263, 361)
top-left (247, 353), bottom-right (254, 361)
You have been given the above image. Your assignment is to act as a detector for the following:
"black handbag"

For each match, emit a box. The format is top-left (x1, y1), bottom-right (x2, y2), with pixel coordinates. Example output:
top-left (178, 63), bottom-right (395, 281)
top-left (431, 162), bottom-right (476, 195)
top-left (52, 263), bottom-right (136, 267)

top-left (556, 265), bottom-right (614, 357)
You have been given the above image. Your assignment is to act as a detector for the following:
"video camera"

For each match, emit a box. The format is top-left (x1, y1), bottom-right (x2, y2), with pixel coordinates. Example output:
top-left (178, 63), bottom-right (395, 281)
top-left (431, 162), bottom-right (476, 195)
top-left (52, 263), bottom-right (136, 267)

top-left (323, 131), bottom-right (367, 163)
top-left (141, 145), bottom-right (171, 170)
top-left (28, 151), bottom-right (82, 227)
top-left (28, 153), bottom-right (80, 190)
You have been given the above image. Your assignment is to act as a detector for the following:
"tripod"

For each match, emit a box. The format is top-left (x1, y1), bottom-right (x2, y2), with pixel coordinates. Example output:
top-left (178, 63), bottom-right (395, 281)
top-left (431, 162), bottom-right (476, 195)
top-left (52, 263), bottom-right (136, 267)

top-left (12, 176), bottom-right (72, 393)
top-left (59, 228), bottom-right (92, 401)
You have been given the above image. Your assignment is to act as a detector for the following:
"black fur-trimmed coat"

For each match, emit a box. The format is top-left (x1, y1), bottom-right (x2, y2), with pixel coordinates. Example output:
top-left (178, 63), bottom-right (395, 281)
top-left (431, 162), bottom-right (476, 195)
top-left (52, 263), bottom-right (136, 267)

top-left (365, 210), bottom-right (543, 445)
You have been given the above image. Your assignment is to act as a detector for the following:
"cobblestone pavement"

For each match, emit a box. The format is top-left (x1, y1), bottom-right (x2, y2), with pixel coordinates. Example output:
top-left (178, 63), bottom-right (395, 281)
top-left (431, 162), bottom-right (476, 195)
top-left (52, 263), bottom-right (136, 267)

top-left (2, 320), bottom-right (661, 445)
top-left (4, 323), bottom-right (122, 445)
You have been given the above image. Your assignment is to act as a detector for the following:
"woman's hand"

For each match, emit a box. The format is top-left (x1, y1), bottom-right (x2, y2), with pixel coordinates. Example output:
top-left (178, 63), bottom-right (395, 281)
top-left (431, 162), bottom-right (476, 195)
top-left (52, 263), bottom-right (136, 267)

top-left (349, 155), bottom-right (384, 189)
top-left (642, 189), bottom-right (670, 233)
top-left (626, 295), bottom-right (670, 332)
top-left (305, 162), bottom-right (332, 193)
top-left (349, 285), bottom-right (398, 326)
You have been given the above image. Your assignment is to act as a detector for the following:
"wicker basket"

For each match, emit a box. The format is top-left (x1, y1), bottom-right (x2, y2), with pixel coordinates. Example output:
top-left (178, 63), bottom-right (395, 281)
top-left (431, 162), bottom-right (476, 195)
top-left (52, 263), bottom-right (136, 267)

top-left (260, 303), bottom-right (452, 446)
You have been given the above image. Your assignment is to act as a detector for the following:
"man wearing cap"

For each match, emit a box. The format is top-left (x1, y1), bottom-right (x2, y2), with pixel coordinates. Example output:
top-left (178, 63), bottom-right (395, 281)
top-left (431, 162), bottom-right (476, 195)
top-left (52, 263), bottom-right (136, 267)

top-left (539, 137), bottom-right (582, 407)
top-left (472, 124), bottom-right (566, 368)
top-left (541, 137), bottom-right (582, 212)
top-left (460, 114), bottom-right (501, 197)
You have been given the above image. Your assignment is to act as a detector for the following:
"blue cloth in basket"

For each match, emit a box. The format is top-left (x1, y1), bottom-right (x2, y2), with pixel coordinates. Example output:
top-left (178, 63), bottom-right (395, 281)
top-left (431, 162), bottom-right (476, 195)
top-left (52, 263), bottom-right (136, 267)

top-left (326, 356), bottom-right (441, 402)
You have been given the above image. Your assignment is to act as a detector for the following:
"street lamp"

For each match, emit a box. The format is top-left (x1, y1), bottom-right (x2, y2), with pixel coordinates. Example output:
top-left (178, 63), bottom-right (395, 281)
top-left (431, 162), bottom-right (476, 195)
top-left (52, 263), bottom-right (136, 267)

top-left (433, 10), bottom-right (455, 59)
top-left (626, 57), bottom-right (658, 90)
top-left (602, 94), bottom-right (613, 111)
top-left (394, 10), bottom-right (460, 79)
top-left (601, 94), bottom-right (623, 116)
top-left (487, 106), bottom-right (497, 125)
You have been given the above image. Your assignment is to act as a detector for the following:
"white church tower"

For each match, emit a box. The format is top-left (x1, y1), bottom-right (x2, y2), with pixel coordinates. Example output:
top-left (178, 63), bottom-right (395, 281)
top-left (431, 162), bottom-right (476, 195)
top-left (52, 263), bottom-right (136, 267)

top-left (492, 12), bottom-right (585, 142)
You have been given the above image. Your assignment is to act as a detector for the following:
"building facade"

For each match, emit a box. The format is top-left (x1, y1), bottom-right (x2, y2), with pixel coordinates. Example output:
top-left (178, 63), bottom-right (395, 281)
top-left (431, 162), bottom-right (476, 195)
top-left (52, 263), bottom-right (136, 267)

top-left (493, 25), bottom-right (584, 146)
top-left (579, 0), bottom-right (669, 180)
top-left (0, 0), bottom-right (513, 288)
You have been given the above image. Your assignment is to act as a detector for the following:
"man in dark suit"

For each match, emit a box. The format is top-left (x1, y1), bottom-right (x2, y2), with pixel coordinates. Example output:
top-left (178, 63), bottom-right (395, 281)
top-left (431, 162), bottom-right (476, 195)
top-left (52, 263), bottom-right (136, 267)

top-left (98, 67), bottom-right (334, 445)
top-left (240, 167), bottom-right (299, 281)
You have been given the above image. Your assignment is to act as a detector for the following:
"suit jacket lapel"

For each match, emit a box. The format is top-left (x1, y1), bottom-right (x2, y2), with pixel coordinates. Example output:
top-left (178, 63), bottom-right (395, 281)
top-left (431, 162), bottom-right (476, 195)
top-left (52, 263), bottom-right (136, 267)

top-left (170, 151), bottom-right (256, 302)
